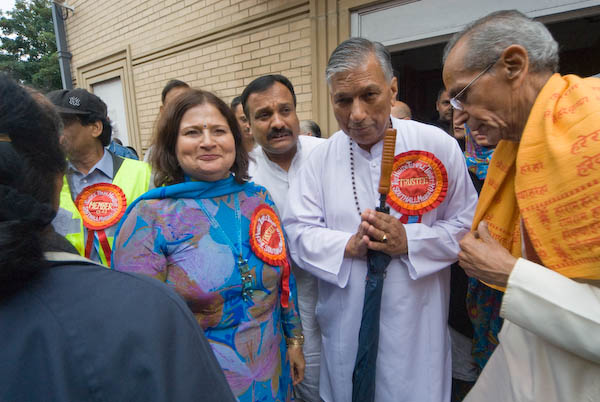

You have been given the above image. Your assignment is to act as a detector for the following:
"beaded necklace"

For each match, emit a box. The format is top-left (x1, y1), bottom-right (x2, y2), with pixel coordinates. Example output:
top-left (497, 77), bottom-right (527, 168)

top-left (349, 118), bottom-right (394, 217)
top-left (349, 139), bottom-right (362, 217)
top-left (197, 193), bottom-right (254, 301)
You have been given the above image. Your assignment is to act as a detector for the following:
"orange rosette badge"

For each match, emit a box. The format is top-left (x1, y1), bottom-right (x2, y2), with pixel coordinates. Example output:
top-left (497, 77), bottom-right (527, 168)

top-left (76, 183), bottom-right (127, 230)
top-left (249, 204), bottom-right (291, 307)
top-left (387, 151), bottom-right (448, 218)
top-left (75, 183), bottom-right (127, 265)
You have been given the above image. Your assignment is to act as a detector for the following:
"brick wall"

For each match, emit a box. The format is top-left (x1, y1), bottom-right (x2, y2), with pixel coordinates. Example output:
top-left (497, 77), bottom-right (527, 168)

top-left (65, 0), bottom-right (312, 152)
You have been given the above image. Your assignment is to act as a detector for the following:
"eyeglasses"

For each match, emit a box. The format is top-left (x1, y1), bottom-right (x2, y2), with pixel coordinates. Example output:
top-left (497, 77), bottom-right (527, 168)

top-left (449, 62), bottom-right (496, 111)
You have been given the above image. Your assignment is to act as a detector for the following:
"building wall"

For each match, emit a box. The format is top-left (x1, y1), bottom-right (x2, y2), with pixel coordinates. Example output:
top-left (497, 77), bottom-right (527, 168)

top-left (130, 15), bottom-right (313, 149)
top-left (61, 0), bottom-right (600, 154)
top-left (64, 0), bottom-right (314, 154)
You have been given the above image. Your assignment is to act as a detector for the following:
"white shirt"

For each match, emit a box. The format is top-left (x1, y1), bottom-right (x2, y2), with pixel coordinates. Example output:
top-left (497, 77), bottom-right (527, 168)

top-left (66, 149), bottom-right (114, 200)
top-left (282, 117), bottom-right (478, 402)
top-left (249, 135), bottom-right (324, 216)
top-left (464, 262), bottom-right (600, 402)
top-left (248, 134), bottom-right (325, 401)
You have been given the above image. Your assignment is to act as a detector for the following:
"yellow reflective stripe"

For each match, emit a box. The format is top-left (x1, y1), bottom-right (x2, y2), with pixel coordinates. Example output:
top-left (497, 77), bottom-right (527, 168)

top-left (58, 158), bottom-right (151, 267)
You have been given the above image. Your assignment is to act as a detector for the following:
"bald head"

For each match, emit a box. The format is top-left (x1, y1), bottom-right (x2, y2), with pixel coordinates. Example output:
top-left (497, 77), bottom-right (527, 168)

top-left (391, 101), bottom-right (411, 120)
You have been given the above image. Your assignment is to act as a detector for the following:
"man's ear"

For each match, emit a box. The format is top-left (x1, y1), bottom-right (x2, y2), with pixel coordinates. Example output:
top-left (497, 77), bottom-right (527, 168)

top-left (500, 44), bottom-right (529, 87)
top-left (90, 120), bottom-right (103, 139)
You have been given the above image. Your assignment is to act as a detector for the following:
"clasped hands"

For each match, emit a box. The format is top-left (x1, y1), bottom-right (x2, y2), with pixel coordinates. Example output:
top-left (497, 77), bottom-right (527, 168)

top-left (343, 211), bottom-right (520, 286)
top-left (345, 209), bottom-right (408, 258)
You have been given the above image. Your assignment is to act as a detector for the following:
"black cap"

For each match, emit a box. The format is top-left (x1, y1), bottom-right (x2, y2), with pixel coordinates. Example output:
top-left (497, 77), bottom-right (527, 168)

top-left (47, 88), bottom-right (107, 117)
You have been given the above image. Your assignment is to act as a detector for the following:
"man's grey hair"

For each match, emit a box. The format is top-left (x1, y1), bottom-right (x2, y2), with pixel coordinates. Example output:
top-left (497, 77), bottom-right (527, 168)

top-left (326, 37), bottom-right (394, 85)
top-left (443, 10), bottom-right (559, 73)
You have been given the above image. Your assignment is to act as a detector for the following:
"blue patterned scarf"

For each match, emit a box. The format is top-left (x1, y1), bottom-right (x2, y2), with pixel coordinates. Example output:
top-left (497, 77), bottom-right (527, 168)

top-left (464, 125), bottom-right (495, 180)
top-left (111, 175), bottom-right (254, 267)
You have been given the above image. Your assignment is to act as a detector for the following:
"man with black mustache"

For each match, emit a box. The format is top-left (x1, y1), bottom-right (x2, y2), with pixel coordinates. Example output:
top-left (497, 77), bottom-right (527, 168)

top-left (241, 74), bottom-right (324, 402)
top-left (242, 74), bottom-right (323, 209)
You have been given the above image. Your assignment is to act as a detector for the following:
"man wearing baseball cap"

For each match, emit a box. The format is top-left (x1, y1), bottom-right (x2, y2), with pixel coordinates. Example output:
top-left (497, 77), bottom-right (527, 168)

top-left (48, 88), bottom-right (152, 267)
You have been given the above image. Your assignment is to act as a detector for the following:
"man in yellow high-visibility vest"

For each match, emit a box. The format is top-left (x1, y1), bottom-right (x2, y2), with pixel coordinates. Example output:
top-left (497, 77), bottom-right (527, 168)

top-left (48, 88), bottom-right (152, 266)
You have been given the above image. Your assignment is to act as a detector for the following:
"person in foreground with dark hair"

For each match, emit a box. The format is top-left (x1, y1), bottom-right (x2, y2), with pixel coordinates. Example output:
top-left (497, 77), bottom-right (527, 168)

top-left (47, 88), bottom-right (152, 267)
top-left (112, 88), bottom-right (305, 402)
top-left (0, 74), bottom-right (235, 402)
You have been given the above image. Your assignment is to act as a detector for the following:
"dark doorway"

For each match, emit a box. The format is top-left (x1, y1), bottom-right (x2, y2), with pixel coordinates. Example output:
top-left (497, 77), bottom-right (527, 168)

top-left (547, 15), bottom-right (600, 77)
top-left (390, 13), bottom-right (600, 124)
top-left (391, 43), bottom-right (445, 124)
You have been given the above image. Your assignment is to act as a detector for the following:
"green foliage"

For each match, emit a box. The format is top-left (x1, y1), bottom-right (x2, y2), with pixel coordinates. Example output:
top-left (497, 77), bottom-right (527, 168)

top-left (0, 0), bottom-right (61, 91)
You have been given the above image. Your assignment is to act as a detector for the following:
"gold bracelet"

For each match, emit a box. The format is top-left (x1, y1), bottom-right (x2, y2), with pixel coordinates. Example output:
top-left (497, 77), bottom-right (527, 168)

top-left (285, 334), bottom-right (304, 347)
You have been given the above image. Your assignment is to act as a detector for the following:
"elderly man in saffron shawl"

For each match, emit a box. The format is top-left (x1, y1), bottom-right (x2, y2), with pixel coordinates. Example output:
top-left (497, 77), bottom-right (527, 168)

top-left (443, 10), bottom-right (600, 402)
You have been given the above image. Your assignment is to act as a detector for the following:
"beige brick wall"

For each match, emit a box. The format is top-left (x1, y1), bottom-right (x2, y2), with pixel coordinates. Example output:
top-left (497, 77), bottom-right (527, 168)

top-left (67, 0), bottom-right (289, 66)
top-left (65, 0), bottom-right (312, 153)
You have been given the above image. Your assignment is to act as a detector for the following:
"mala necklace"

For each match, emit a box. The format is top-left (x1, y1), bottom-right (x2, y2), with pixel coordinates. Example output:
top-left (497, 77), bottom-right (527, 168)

top-left (197, 193), bottom-right (254, 301)
top-left (349, 139), bottom-right (362, 217)
top-left (349, 118), bottom-right (394, 217)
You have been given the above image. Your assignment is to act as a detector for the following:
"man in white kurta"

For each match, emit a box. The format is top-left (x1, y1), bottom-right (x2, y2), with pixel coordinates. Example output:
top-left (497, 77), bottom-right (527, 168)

top-left (249, 134), bottom-right (323, 214)
top-left (284, 117), bottom-right (477, 401)
top-left (242, 74), bottom-right (325, 402)
top-left (282, 38), bottom-right (477, 402)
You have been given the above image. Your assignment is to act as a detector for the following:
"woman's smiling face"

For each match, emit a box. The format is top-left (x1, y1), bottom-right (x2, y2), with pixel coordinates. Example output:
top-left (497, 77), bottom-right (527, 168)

top-left (175, 103), bottom-right (236, 182)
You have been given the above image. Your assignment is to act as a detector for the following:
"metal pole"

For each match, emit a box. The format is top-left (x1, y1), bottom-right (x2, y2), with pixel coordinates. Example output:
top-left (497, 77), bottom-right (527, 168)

top-left (51, 2), bottom-right (73, 89)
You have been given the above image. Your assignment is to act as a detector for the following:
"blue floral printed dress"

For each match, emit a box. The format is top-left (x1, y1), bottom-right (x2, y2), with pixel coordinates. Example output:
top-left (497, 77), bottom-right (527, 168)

top-left (112, 177), bottom-right (302, 401)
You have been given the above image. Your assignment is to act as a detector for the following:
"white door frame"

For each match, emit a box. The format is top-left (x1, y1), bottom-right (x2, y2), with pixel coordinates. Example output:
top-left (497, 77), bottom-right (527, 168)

top-left (351, 0), bottom-right (600, 52)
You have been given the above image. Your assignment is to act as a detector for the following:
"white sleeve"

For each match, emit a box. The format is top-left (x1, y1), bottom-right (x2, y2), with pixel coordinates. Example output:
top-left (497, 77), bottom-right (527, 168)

top-left (401, 140), bottom-right (478, 279)
top-left (282, 153), bottom-right (353, 289)
top-left (501, 258), bottom-right (600, 363)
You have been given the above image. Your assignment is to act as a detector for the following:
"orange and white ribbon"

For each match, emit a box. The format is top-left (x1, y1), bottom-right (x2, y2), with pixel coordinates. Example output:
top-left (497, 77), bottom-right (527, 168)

top-left (75, 183), bottom-right (127, 266)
